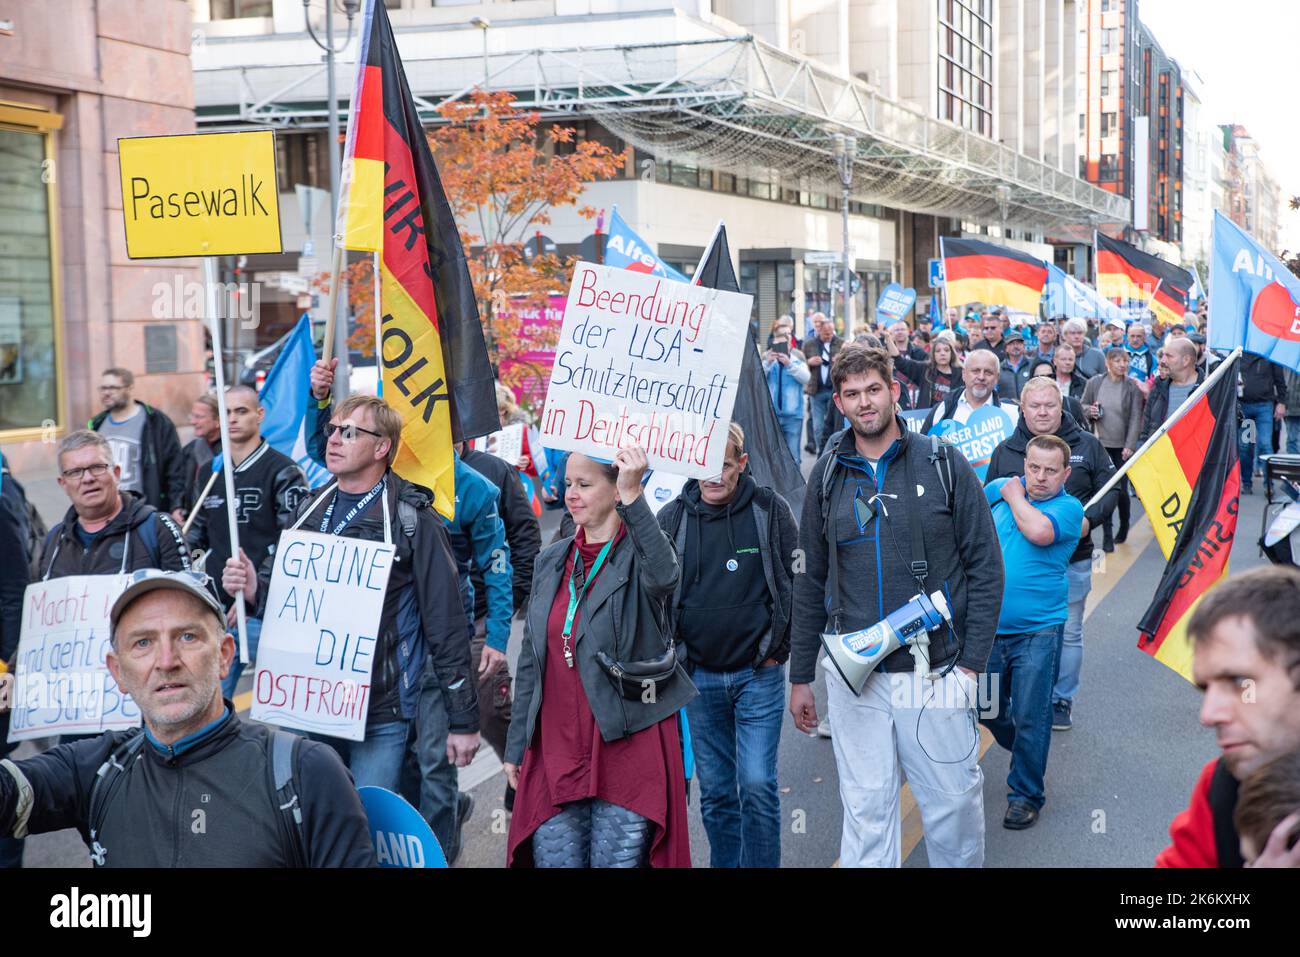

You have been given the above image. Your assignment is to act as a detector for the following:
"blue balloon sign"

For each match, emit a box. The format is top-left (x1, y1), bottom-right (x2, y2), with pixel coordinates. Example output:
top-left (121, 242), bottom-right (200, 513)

top-left (358, 786), bottom-right (447, 868)
top-left (927, 405), bottom-right (1018, 480)
top-left (876, 283), bottom-right (917, 322)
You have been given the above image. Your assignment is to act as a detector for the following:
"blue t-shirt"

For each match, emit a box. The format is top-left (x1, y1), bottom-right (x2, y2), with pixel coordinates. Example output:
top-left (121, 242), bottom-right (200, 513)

top-left (984, 477), bottom-right (1085, 635)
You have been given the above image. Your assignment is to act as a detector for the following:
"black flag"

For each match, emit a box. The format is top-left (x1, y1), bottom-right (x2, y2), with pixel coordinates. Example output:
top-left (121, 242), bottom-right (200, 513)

top-left (694, 224), bottom-right (806, 520)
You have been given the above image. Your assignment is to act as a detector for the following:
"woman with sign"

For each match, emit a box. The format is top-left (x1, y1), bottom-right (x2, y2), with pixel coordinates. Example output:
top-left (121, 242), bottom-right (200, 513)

top-left (503, 447), bottom-right (695, 868)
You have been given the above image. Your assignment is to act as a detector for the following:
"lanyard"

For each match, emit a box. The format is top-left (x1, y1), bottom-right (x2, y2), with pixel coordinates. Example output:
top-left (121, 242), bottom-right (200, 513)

top-left (318, 478), bottom-right (386, 536)
top-left (562, 538), bottom-right (616, 644)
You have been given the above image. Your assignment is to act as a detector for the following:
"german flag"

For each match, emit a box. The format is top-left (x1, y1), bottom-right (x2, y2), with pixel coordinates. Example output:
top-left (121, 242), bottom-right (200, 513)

top-left (1095, 232), bottom-right (1194, 328)
top-left (940, 237), bottom-right (1047, 316)
top-left (335, 0), bottom-right (499, 519)
top-left (1128, 354), bottom-right (1240, 681)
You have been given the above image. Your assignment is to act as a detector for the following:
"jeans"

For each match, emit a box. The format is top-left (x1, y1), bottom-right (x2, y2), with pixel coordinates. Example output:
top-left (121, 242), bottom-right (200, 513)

top-left (220, 616), bottom-right (263, 699)
top-left (810, 390), bottom-right (834, 450)
top-left (1240, 401), bottom-right (1276, 489)
top-left (776, 415), bottom-right (803, 466)
top-left (401, 668), bottom-right (463, 862)
top-left (317, 718), bottom-right (410, 792)
top-left (981, 625), bottom-right (1063, 809)
top-left (1054, 560), bottom-right (1093, 705)
top-left (1287, 416), bottom-right (1300, 455)
top-left (686, 662), bottom-right (785, 868)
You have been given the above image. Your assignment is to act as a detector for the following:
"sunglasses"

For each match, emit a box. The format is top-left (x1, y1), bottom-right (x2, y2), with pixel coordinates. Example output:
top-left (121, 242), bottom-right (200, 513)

top-left (324, 422), bottom-right (382, 441)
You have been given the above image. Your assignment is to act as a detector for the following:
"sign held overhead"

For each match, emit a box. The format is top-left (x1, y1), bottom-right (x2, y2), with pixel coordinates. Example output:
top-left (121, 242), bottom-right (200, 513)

top-left (117, 130), bottom-right (283, 259)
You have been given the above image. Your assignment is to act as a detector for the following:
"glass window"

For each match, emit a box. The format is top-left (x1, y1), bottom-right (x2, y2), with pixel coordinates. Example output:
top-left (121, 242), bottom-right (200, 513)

top-left (0, 125), bottom-right (60, 432)
top-left (1099, 153), bottom-right (1119, 181)
top-left (1101, 112), bottom-right (1117, 137)
top-left (209, 0), bottom-right (273, 18)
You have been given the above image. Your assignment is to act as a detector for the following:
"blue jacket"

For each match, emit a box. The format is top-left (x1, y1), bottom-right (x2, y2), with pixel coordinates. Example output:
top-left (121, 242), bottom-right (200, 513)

top-left (764, 352), bottom-right (810, 421)
top-left (444, 456), bottom-right (514, 653)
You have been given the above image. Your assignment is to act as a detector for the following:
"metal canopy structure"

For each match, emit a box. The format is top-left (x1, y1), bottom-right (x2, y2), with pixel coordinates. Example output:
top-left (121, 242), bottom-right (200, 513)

top-left (196, 32), bottom-right (1130, 230)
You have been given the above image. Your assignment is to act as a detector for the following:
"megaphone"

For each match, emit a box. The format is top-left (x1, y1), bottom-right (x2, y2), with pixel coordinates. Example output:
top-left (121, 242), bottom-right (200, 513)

top-left (820, 591), bottom-right (951, 695)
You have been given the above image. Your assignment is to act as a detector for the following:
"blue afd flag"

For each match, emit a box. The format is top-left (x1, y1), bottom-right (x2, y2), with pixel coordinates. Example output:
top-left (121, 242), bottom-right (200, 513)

top-left (1044, 262), bottom-right (1122, 322)
top-left (928, 294), bottom-right (943, 330)
top-left (1210, 210), bottom-right (1300, 371)
top-left (260, 314), bottom-right (332, 488)
top-left (603, 207), bottom-right (688, 281)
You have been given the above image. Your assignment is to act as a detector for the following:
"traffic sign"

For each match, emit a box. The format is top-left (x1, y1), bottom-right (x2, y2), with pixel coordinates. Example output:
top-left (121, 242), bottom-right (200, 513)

top-left (804, 251), bottom-right (844, 266)
top-left (929, 258), bottom-right (945, 287)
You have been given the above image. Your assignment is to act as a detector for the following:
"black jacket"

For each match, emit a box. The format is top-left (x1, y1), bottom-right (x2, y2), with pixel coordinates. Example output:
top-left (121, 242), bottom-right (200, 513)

top-left (0, 708), bottom-right (376, 867)
top-left (657, 475), bottom-right (799, 669)
top-left (0, 463), bottom-right (29, 662)
top-left (40, 493), bottom-right (191, 580)
top-left (1238, 353), bottom-right (1286, 406)
top-left (1141, 370), bottom-right (1206, 443)
top-left (256, 475), bottom-right (477, 732)
top-left (506, 494), bottom-right (695, 764)
top-left (461, 447), bottom-right (542, 616)
top-left (985, 412), bottom-right (1118, 565)
top-left (182, 436), bottom-right (220, 513)
top-left (791, 421), bottom-right (1005, 683)
top-left (90, 403), bottom-right (187, 514)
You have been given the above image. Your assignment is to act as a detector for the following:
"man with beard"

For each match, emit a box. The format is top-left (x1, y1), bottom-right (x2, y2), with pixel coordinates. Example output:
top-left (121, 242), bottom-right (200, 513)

top-left (90, 367), bottom-right (186, 514)
top-left (790, 344), bottom-right (1003, 867)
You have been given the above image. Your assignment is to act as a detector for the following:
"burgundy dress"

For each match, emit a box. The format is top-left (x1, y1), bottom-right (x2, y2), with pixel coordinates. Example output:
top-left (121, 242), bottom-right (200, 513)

top-left (507, 526), bottom-right (691, 868)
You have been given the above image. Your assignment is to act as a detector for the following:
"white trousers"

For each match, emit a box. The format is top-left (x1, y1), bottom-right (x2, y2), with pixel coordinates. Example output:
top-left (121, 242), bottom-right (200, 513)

top-left (825, 661), bottom-right (985, 868)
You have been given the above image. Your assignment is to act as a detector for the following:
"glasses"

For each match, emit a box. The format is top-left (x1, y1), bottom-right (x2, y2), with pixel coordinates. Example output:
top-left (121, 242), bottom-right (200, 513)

top-left (61, 463), bottom-right (111, 482)
top-left (324, 422), bottom-right (382, 441)
top-left (99, 385), bottom-right (126, 392)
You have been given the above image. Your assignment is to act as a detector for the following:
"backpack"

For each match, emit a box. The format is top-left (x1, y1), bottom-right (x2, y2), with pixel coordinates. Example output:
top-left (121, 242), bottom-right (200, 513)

top-left (818, 431), bottom-right (956, 537)
top-left (1, 461), bottom-right (48, 581)
top-left (87, 727), bottom-right (307, 868)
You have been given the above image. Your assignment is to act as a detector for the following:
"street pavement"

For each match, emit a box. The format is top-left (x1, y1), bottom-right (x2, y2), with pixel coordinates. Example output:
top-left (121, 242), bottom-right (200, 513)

top-left (12, 453), bottom-right (1280, 868)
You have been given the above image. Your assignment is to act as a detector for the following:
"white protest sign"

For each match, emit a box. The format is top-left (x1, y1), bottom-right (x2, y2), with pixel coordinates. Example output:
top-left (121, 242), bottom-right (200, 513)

top-left (477, 423), bottom-right (524, 465)
top-left (644, 471), bottom-right (688, 515)
top-left (7, 575), bottom-right (139, 742)
top-left (251, 530), bottom-right (395, 741)
top-left (541, 262), bottom-right (752, 480)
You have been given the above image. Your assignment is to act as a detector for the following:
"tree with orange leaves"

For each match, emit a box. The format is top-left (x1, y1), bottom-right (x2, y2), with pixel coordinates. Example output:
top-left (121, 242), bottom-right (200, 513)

top-left (347, 88), bottom-right (625, 412)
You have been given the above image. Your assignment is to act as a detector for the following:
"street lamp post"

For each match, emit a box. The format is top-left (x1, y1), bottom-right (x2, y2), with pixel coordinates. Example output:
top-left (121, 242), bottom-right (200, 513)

top-left (470, 16), bottom-right (498, 365)
top-left (304, 0), bottom-right (358, 403)
top-left (835, 133), bottom-right (857, 336)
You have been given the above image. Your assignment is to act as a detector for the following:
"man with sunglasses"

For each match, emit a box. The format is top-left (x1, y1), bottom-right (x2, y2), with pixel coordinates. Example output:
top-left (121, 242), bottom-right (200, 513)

top-left (90, 367), bottom-right (187, 515)
top-left (222, 366), bottom-right (479, 796)
top-left (40, 430), bottom-right (191, 581)
top-left (187, 385), bottom-right (308, 698)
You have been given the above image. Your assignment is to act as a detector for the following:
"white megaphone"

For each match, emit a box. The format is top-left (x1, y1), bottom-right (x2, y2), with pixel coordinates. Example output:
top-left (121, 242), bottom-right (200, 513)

top-left (821, 591), bottom-right (951, 695)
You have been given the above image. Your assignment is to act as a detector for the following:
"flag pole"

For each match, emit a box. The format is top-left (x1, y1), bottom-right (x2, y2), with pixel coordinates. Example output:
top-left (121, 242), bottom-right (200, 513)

top-left (1084, 346), bottom-right (1243, 510)
top-left (203, 256), bottom-right (249, 665)
top-left (373, 249), bottom-right (382, 396)
top-left (181, 469), bottom-right (220, 538)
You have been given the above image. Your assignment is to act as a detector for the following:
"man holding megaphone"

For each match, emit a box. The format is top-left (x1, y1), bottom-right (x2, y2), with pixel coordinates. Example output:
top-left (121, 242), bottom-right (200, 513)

top-left (790, 345), bottom-right (1004, 868)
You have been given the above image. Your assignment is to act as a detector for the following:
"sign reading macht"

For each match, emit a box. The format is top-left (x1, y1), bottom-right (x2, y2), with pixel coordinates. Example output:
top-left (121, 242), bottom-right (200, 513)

top-left (118, 130), bottom-right (283, 259)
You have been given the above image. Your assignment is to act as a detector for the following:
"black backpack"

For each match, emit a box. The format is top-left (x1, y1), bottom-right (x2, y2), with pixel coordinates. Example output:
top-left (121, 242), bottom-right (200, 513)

top-left (86, 727), bottom-right (308, 868)
top-left (0, 462), bottom-right (47, 581)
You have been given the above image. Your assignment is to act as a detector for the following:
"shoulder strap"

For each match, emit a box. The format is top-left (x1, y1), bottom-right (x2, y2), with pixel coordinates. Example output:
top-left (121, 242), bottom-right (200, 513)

top-left (268, 729), bottom-right (308, 868)
top-left (901, 439), bottom-right (930, 591)
top-left (820, 457), bottom-right (846, 631)
top-left (928, 434), bottom-right (956, 513)
top-left (397, 499), bottom-right (418, 539)
top-left (87, 731), bottom-right (148, 864)
top-left (137, 513), bottom-right (160, 566)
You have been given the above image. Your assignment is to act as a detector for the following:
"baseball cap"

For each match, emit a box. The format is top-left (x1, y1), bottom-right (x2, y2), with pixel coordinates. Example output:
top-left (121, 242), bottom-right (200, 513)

top-left (110, 569), bottom-right (226, 635)
top-left (1004, 328), bottom-right (1025, 343)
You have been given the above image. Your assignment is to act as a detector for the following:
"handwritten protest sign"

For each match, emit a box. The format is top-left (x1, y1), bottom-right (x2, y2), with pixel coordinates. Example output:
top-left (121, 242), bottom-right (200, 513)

top-left (251, 530), bottom-right (395, 741)
top-left (927, 405), bottom-right (1020, 480)
top-left (7, 575), bottom-right (139, 742)
top-left (540, 262), bottom-right (752, 480)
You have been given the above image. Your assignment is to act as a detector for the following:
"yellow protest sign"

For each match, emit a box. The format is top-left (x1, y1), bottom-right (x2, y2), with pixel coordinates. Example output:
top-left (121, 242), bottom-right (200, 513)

top-left (118, 131), bottom-right (283, 259)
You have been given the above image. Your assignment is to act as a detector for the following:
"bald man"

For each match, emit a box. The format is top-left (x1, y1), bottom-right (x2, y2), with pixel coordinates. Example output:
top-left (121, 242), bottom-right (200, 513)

top-left (1139, 338), bottom-right (1203, 444)
top-left (187, 384), bottom-right (309, 696)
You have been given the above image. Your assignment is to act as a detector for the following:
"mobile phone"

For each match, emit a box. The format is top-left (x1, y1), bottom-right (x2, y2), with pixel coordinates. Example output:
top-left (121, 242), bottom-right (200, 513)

top-left (771, 341), bottom-right (790, 356)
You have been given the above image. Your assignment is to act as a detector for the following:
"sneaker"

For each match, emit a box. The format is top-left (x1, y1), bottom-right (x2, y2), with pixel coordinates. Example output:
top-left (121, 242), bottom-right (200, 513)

top-left (1052, 700), bottom-right (1072, 731)
top-left (815, 717), bottom-right (832, 738)
top-left (1003, 801), bottom-right (1039, 830)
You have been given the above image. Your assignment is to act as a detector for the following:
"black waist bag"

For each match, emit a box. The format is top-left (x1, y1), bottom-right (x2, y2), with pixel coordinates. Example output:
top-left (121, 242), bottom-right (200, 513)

top-left (594, 644), bottom-right (682, 700)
